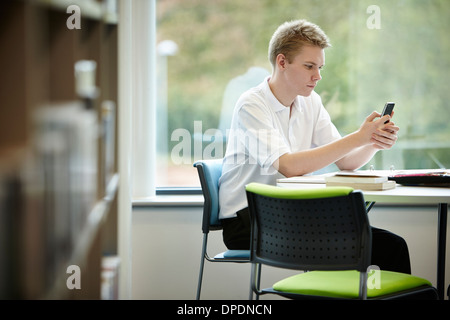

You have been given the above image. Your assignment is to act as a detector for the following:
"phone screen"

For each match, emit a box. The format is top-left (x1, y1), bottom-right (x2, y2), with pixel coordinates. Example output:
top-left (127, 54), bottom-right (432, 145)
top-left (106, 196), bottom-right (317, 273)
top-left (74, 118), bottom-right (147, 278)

top-left (381, 102), bottom-right (395, 123)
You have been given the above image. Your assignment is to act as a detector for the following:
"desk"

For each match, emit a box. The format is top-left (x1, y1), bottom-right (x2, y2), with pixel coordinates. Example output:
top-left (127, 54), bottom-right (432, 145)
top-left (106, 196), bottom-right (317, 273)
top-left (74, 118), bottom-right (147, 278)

top-left (277, 177), bottom-right (449, 300)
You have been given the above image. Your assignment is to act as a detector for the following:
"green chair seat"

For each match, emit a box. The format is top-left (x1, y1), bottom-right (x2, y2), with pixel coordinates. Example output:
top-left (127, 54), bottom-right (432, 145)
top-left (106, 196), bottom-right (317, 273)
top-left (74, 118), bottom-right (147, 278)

top-left (273, 270), bottom-right (433, 299)
top-left (245, 182), bottom-right (353, 199)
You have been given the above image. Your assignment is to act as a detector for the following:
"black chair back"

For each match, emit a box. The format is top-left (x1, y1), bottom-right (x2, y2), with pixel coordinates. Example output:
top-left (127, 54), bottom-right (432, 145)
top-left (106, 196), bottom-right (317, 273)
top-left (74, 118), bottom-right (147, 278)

top-left (246, 186), bottom-right (372, 273)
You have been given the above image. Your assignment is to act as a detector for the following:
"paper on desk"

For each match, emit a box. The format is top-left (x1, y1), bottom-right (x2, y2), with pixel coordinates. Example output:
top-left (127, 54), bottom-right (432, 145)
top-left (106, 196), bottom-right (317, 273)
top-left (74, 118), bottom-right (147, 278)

top-left (278, 169), bottom-right (448, 185)
top-left (277, 172), bottom-right (335, 184)
top-left (278, 170), bottom-right (392, 184)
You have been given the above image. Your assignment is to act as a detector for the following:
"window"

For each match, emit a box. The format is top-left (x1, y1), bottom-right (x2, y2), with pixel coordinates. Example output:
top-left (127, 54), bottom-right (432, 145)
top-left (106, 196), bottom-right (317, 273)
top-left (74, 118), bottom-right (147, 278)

top-left (155, 0), bottom-right (450, 189)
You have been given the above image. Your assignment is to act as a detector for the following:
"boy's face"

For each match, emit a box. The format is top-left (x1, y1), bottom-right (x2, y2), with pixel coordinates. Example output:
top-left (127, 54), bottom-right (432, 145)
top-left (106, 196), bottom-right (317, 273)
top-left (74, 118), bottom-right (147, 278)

top-left (283, 45), bottom-right (325, 97)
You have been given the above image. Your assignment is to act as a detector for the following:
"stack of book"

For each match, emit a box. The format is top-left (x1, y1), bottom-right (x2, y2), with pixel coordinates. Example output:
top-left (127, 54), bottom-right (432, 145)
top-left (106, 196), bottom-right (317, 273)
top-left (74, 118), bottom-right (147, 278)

top-left (325, 171), bottom-right (396, 190)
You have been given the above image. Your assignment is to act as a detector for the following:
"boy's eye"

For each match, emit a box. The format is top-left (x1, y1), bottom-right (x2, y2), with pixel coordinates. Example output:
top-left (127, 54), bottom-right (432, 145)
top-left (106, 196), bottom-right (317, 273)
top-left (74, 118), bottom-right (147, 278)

top-left (304, 64), bottom-right (313, 70)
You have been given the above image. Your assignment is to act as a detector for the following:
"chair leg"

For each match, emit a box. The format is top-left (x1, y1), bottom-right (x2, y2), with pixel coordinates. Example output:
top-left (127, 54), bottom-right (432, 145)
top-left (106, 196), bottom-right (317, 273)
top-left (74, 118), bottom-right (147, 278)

top-left (255, 263), bottom-right (261, 300)
top-left (249, 263), bottom-right (261, 300)
top-left (359, 271), bottom-right (368, 300)
top-left (196, 234), bottom-right (208, 300)
top-left (249, 263), bottom-right (255, 300)
top-left (248, 264), bottom-right (254, 300)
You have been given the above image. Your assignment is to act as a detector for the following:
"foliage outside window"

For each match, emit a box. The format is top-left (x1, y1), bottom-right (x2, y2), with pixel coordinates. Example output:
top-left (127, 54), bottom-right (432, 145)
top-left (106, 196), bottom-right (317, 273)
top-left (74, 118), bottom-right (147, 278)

top-left (156, 0), bottom-right (450, 188)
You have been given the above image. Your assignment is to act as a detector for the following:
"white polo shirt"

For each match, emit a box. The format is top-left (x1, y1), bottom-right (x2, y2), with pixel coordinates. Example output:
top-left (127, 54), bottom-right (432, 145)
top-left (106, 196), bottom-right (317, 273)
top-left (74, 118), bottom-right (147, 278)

top-left (218, 77), bottom-right (341, 220)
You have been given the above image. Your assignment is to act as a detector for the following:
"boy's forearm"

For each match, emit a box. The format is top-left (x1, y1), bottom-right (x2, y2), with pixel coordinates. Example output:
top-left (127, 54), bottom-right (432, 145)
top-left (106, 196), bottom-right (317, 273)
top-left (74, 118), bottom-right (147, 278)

top-left (276, 131), bottom-right (367, 177)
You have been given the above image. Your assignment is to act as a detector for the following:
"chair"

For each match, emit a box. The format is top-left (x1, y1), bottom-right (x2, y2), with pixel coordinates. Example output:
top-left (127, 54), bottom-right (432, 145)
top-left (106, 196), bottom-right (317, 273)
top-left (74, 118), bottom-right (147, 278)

top-left (245, 182), bottom-right (439, 300)
top-left (194, 159), bottom-right (250, 300)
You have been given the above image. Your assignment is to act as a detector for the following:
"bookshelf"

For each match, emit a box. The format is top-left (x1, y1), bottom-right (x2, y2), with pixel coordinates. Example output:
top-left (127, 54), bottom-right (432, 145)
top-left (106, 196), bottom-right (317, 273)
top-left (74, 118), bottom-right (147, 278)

top-left (0, 0), bottom-right (119, 299)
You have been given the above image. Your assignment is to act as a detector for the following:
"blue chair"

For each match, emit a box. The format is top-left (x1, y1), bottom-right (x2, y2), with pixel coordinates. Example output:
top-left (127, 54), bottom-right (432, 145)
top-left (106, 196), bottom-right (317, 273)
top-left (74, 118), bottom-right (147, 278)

top-left (194, 159), bottom-right (250, 300)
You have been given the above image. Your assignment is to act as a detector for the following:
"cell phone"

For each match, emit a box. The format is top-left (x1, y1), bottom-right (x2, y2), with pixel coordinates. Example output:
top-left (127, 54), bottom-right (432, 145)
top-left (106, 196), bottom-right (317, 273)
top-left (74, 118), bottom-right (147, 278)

top-left (381, 102), bottom-right (395, 123)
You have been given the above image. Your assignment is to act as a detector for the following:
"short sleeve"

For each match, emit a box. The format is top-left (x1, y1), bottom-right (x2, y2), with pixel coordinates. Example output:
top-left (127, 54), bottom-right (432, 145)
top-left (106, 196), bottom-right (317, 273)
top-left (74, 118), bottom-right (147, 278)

top-left (235, 102), bottom-right (290, 170)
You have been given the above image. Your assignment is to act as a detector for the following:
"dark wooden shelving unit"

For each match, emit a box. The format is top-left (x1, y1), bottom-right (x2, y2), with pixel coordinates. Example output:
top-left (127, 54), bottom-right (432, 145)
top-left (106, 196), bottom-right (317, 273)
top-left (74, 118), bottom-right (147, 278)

top-left (0, 0), bottom-right (119, 299)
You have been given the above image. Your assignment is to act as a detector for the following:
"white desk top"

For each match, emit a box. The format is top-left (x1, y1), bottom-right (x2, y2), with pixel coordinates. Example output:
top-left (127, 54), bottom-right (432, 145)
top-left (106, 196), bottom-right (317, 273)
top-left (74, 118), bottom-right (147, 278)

top-left (277, 170), bottom-right (450, 204)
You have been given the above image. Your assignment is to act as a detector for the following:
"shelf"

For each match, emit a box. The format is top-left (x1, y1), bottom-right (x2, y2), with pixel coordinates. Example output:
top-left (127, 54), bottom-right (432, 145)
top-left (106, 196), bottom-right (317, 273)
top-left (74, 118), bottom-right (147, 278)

top-left (0, 0), bottom-right (119, 299)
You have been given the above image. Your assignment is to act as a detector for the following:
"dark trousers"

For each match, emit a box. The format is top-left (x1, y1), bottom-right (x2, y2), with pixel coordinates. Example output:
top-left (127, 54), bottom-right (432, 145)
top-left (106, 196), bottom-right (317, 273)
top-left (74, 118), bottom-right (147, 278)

top-left (221, 207), bottom-right (411, 274)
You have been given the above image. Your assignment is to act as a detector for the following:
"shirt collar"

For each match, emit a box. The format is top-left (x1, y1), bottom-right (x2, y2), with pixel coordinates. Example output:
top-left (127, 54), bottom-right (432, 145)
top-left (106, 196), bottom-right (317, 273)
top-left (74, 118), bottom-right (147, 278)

top-left (263, 76), bottom-right (302, 114)
top-left (263, 76), bottom-right (289, 113)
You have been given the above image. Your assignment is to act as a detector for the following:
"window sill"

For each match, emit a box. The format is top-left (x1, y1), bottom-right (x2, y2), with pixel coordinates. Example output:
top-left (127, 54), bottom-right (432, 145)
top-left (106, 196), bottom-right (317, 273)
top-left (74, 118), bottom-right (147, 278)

top-left (132, 194), bottom-right (204, 207)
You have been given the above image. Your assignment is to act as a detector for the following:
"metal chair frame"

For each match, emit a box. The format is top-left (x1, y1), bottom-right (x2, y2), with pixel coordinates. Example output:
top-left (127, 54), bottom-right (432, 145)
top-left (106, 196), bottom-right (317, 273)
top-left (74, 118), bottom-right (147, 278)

top-left (194, 159), bottom-right (251, 300)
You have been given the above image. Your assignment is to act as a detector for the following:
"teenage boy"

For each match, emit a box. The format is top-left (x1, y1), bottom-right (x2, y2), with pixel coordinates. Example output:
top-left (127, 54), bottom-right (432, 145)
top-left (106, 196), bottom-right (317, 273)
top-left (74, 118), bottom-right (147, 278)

top-left (218, 19), bottom-right (410, 274)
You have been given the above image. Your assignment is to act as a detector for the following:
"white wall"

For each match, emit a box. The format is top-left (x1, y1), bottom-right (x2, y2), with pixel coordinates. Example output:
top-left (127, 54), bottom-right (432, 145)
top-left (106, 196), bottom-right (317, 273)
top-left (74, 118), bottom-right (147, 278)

top-left (131, 202), bottom-right (449, 300)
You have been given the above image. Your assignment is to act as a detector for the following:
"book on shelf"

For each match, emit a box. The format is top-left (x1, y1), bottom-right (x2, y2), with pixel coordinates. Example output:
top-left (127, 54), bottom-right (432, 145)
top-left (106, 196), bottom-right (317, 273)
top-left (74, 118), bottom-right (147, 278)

top-left (324, 171), bottom-right (396, 190)
top-left (101, 255), bottom-right (120, 300)
top-left (101, 100), bottom-right (116, 191)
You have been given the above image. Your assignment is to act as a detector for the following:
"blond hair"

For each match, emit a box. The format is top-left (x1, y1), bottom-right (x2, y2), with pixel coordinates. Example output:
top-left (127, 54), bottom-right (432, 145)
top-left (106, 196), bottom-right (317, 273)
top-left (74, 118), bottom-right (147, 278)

top-left (268, 19), bottom-right (331, 69)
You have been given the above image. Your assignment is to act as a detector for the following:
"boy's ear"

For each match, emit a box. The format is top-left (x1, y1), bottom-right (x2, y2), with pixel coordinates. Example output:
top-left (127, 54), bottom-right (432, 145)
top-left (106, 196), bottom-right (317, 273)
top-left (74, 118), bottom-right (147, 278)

top-left (277, 53), bottom-right (287, 69)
